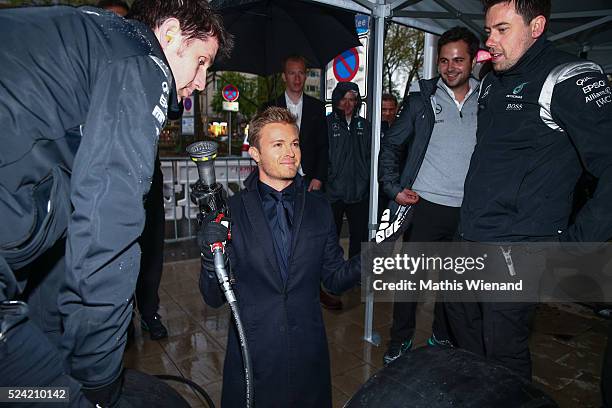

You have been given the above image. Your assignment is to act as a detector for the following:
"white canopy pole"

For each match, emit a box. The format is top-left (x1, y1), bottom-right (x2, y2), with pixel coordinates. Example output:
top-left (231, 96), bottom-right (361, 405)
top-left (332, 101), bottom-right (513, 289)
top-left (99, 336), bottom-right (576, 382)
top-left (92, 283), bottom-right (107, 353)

top-left (363, 0), bottom-right (387, 347)
top-left (422, 33), bottom-right (438, 79)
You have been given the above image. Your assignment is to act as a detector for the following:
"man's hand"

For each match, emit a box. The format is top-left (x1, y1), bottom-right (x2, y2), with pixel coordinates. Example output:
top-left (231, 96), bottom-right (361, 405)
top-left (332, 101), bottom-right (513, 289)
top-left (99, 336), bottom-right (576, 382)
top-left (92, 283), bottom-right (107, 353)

top-left (197, 212), bottom-right (231, 272)
top-left (197, 213), bottom-right (230, 251)
top-left (395, 188), bottom-right (419, 205)
top-left (308, 178), bottom-right (323, 192)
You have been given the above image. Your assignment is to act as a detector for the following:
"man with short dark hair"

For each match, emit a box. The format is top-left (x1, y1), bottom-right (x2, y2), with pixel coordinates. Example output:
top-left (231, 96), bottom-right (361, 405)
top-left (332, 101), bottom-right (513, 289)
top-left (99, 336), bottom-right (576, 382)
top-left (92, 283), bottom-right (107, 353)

top-left (0, 1), bottom-right (231, 405)
top-left (198, 107), bottom-right (361, 407)
top-left (381, 93), bottom-right (399, 131)
top-left (455, 0), bottom-right (612, 379)
top-left (100, 0), bottom-right (170, 342)
top-left (379, 26), bottom-right (480, 365)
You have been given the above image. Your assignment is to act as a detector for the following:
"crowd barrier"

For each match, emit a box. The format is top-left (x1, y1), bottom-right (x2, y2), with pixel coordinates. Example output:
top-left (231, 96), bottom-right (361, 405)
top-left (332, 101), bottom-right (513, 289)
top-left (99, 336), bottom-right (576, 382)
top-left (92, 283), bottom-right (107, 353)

top-left (160, 156), bottom-right (257, 243)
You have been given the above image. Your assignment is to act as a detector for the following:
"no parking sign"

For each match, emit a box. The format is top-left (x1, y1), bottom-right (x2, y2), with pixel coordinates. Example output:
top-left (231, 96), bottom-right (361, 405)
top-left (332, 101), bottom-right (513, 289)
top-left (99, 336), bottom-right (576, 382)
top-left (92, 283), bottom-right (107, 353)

top-left (325, 35), bottom-right (368, 100)
top-left (222, 84), bottom-right (239, 102)
top-left (332, 49), bottom-right (360, 82)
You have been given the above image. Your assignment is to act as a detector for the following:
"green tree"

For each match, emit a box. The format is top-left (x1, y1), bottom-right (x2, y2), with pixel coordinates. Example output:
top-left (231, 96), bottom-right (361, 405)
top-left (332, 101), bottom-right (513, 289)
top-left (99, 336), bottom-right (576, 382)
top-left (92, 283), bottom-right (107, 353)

top-left (210, 71), bottom-right (284, 121)
top-left (382, 23), bottom-right (424, 96)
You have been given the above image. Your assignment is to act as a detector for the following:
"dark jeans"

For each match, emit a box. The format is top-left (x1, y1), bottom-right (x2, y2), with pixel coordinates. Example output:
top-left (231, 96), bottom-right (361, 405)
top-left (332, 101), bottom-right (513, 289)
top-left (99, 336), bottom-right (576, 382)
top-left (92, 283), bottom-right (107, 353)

top-left (331, 198), bottom-right (369, 258)
top-left (389, 198), bottom-right (458, 344)
top-left (135, 158), bottom-right (164, 319)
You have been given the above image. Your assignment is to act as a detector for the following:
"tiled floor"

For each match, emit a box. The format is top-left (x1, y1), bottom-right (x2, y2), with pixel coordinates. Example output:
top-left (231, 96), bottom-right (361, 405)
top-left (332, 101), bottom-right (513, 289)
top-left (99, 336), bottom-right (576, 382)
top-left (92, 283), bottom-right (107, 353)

top-left (124, 242), bottom-right (609, 408)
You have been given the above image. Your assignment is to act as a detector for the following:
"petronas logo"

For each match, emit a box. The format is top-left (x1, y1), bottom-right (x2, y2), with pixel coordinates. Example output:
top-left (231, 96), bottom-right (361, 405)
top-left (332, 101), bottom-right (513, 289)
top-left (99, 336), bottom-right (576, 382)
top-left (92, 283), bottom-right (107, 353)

top-left (513, 82), bottom-right (528, 95)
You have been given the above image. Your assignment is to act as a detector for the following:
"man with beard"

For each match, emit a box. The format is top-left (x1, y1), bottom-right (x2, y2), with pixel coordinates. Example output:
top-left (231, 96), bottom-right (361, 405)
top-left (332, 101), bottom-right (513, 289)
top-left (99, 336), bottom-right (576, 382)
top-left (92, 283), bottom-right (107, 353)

top-left (378, 26), bottom-right (481, 364)
top-left (456, 0), bottom-right (612, 379)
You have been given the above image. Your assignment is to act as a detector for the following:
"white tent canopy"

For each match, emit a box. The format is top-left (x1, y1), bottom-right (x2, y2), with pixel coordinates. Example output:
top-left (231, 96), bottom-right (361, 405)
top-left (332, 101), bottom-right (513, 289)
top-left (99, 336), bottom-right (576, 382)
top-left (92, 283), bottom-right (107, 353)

top-left (314, 0), bottom-right (612, 69)
top-left (307, 0), bottom-right (612, 346)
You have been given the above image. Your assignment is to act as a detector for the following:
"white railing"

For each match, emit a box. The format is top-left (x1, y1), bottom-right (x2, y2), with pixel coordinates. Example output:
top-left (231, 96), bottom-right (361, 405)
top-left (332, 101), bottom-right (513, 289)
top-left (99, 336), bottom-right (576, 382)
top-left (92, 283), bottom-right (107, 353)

top-left (161, 156), bottom-right (257, 243)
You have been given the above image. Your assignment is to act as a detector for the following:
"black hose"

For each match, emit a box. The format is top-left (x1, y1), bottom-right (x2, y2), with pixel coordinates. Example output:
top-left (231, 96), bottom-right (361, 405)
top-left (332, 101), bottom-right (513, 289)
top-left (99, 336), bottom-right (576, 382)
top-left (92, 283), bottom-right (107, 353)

top-left (228, 299), bottom-right (254, 407)
top-left (213, 249), bottom-right (254, 407)
top-left (154, 374), bottom-right (216, 408)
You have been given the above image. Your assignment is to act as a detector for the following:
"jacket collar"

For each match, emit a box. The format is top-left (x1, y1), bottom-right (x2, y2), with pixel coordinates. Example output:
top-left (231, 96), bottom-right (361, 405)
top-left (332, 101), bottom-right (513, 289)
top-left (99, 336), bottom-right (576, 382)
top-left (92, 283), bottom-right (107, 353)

top-left (242, 169), bottom-right (306, 291)
top-left (494, 35), bottom-right (550, 77)
top-left (418, 77), bottom-right (440, 97)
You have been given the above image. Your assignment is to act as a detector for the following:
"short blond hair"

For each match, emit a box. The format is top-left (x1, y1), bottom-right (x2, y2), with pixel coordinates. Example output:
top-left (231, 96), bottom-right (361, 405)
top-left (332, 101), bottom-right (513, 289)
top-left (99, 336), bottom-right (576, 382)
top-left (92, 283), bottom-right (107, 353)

top-left (248, 107), bottom-right (298, 148)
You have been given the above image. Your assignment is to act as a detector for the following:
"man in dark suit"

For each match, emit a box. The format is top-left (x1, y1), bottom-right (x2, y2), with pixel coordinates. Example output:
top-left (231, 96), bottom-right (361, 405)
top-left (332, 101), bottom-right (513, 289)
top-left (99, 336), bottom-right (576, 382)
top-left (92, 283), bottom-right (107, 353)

top-left (198, 107), bottom-right (361, 407)
top-left (261, 55), bottom-right (327, 192)
top-left (261, 55), bottom-right (341, 309)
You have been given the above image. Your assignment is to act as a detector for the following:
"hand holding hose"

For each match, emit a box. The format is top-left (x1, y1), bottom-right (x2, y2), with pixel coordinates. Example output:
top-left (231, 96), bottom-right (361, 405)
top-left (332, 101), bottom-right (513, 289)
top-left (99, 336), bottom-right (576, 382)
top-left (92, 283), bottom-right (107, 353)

top-left (197, 212), bottom-right (231, 275)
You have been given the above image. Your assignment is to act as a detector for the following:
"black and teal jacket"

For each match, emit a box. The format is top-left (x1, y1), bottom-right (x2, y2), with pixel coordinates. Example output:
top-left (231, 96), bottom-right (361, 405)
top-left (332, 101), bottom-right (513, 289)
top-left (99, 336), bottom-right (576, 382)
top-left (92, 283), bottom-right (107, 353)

top-left (460, 37), bottom-right (612, 243)
top-left (0, 5), bottom-right (176, 388)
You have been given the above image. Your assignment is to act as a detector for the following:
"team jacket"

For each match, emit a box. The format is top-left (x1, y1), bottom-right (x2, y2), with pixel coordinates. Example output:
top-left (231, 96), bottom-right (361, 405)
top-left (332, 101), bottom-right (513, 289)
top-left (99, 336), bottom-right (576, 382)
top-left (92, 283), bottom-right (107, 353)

top-left (460, 37), bottom-right (612, 242)
top-left (326, 82), bottom-right (372, 204)
top-left (0, 6), bottom-right (174, 387)
top-left (378, 77), bottom-right (479, 202)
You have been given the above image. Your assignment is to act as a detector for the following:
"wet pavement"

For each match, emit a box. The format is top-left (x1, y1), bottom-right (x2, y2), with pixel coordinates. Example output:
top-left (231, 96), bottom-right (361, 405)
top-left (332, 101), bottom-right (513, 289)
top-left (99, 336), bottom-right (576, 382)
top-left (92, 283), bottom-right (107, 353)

top-left (124, 241), bottom-right (609, 407)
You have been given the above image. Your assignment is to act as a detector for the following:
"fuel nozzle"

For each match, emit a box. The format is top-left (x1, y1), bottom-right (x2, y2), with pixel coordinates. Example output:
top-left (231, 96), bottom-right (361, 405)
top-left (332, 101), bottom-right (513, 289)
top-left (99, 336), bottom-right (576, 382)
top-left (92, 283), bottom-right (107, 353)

top-left (186, 141), bottom-right (218, 187)
top-left (186, 141), bottom-right (228, 220)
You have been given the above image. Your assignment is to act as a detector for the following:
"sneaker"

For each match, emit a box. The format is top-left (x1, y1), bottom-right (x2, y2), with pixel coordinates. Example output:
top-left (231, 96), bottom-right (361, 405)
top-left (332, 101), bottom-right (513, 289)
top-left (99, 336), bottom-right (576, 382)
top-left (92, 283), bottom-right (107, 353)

top-left (383, 339), bottom-right (412, 365)
top-left (141, 313), bottom-right (168, 340)
top-left (426, 333), bottom-right (453, 348)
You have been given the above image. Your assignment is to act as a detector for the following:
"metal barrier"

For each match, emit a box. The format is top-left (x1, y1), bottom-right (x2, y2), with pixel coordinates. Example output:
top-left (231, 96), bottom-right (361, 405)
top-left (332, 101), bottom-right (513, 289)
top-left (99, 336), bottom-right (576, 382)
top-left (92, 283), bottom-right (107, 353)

top-left (161, 156), bottom-right (257, 243)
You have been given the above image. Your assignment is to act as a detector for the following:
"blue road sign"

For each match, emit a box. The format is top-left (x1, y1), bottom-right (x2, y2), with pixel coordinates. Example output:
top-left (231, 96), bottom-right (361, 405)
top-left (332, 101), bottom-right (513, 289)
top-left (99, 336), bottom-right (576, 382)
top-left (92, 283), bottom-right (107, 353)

top-left (333, 48), bottom-right (360, 82)
top-left (355, 14), bottom-right (369, 35)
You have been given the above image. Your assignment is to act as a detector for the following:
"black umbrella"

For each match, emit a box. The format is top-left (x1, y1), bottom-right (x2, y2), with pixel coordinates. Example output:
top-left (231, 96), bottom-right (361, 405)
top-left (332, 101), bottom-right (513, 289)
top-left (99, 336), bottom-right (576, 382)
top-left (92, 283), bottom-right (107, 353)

top-left (211, 0), bottom-right (362, 76)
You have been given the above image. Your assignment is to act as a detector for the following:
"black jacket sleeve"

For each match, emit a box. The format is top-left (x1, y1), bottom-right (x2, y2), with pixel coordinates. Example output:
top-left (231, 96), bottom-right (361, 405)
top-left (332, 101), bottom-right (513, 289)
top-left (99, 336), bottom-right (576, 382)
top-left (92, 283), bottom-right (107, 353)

top-left (378, 95), bottom-right (417, 200)
top-left (320, 203), bottom-right (361, 293)
top-left (58, 55), bottom-right (171, 387)
top-left (552, 72), bottom-right (612, 242)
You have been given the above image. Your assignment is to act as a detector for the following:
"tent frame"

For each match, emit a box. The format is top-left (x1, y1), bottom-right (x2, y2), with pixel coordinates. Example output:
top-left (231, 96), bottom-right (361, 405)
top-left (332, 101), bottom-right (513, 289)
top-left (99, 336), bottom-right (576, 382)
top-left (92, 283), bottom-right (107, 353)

top-left (309, 0), bottom-right (612, 346)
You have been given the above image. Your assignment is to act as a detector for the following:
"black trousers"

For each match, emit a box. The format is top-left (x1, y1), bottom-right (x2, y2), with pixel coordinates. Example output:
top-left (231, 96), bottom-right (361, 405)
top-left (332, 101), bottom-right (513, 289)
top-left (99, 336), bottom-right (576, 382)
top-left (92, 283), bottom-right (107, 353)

top-left (135, 158), bottom-right (164, 319)
top-left (603, 321), bottom-right (612, 407)
top-left (445, 301), bottom-right (535, 380)
top-left (331, 198), bottom-right (369, 258)
top-left (389, 198), bottom-right (457, 344)
top-left (443, 243), bottom-right (541, 381)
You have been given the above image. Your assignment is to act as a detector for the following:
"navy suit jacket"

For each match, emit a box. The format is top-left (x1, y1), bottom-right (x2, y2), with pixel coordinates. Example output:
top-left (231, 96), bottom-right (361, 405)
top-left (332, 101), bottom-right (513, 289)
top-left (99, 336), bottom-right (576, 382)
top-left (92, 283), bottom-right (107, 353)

top-left (199, 171), bottom-right (360, 407)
